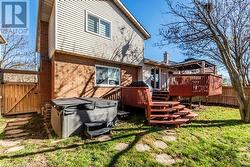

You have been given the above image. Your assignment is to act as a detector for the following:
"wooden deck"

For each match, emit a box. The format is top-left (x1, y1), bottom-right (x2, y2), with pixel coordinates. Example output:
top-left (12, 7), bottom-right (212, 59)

top-left (169, 74), bottom-right (222, 97)
top-left (121, 87), bottom-right (197, 127)
top-left (152, 90), bottom-right (169, 101)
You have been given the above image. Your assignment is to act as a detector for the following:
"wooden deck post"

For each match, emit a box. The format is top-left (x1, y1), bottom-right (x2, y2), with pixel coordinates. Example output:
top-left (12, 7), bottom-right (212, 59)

top-left (0, 83), bottom-right (2, 118)
top-left (189, 97), bottom-right (192, 109)
top-left (201, 61), bottom-right (206, 74)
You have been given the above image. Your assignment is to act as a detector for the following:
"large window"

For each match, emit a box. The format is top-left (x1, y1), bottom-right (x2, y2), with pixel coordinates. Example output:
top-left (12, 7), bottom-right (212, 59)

top-left (95, 65), bottom-right (120, 86)
top-left (87, 12), bottom-right (111, 39)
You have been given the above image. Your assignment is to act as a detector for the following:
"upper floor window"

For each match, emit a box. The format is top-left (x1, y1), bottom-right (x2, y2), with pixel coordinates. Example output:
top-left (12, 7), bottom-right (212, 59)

top-left (87, 12), bottom-right (111, 39)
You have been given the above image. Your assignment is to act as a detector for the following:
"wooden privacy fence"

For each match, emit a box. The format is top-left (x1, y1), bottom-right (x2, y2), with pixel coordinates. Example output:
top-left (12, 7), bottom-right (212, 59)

top-left (203, 86), bottom-right (250, 106)
top-left (0, 69), bottom-right (40, 115)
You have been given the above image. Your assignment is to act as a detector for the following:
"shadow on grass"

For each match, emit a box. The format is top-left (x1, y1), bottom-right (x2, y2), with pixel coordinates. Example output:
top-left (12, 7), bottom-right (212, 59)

top-left (107, 128), bottom-right (160, 167)
top-left (0, 132), bottom-right (137, 160)
top-left (183, 119), bottom-right (244, 128)
top-left (0, 111), bottom-right (162, 166)
top-left (0, 125), bottom-right (161, 167)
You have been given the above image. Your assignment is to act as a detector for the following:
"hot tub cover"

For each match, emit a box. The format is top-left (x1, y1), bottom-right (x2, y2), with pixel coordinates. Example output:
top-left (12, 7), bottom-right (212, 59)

top-left (51, 97), bottom-right (118, 138)
top-left (52, 97), bottom-right (118, 122)
top-left (52, 97), bottom-right (117, 112)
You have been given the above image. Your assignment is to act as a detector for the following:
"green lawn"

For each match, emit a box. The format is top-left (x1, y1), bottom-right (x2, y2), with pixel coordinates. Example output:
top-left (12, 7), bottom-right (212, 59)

top-left (0, 106), bottom-right (249, 167)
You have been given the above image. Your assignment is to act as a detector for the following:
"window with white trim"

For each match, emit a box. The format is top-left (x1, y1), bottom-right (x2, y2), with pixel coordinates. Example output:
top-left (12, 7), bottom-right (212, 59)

top-left (87, 12), bottom-right (111, 38)
top-left (95, 66), bottom-right (120, 86)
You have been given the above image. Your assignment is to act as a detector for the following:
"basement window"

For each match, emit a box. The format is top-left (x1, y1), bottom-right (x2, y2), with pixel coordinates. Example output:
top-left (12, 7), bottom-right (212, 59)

top-left (87, 12), bottom-right (111, 39)
top-left (95, 65), bottom-right (120, 86)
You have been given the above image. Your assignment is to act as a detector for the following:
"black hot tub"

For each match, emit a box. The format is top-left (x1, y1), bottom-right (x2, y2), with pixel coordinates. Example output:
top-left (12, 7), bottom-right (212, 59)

top-left (51, 97), bottom-right (118, 138)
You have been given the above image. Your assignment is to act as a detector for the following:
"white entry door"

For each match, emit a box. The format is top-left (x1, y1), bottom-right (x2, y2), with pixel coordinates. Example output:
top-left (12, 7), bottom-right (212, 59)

top-left (151, 68), bottom-right (161, 89)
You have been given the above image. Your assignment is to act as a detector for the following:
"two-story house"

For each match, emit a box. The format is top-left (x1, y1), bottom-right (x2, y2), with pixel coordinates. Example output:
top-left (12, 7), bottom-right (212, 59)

top-left (36, 0), bottom-right (150, 105)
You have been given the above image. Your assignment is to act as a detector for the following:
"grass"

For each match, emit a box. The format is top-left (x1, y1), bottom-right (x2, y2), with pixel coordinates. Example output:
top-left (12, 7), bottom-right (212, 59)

top-left (0, 117), bottom-right (7, 140)
top-left (0, 106), bottom-right (249, 167)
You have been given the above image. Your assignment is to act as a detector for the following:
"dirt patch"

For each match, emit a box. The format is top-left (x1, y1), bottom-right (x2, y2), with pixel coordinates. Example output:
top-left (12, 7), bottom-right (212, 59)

top-left (22, 114), bottom-right (48, 139)
top-left (25, 155), bottom-right (49, 167)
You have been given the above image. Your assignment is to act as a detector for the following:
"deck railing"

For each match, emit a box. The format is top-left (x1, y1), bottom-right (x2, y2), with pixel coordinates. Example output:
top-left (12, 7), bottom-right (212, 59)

top-left (169, 74), bottom-right (222, 97)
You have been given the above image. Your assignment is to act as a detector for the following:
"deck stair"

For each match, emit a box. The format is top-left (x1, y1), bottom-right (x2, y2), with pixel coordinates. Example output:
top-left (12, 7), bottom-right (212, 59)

top-left (147, 101), bottom-right (197, 127)
top-left (152, 91), bottom-right (170, 101)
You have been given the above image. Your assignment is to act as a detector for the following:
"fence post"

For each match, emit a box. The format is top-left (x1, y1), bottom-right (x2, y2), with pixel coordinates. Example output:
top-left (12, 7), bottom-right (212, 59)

top-left (0, 81), bottom-right (2, 118)
top-left (0, 95), bottom-right (2, 118)
top-left (0, 70), bottom-right (3, 84)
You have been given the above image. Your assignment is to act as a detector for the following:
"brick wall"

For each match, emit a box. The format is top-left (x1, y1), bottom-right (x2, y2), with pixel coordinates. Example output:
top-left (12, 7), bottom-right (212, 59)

top-left (52, 52), bottom-right (139, 99)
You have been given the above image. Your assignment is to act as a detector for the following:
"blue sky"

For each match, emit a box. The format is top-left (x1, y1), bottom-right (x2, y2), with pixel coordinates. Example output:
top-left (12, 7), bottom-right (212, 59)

top-left (28, 0), bottom-right (185, 63)
top-left (121, 0), bottom-right (185, 62)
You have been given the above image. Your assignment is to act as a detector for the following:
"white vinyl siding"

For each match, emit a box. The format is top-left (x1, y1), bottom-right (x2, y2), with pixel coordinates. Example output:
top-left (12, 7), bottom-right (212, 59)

top-left (56, 1), bottom-right (145, 66)
top-left (95, 65), bottom-right (120, 86)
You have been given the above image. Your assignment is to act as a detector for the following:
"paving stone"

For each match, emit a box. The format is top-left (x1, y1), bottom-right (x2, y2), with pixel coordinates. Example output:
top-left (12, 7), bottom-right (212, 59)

top-left (155, 154), bottom-right (176, 165)
top-left (115, 143), bottom-right (129, 151)
top-left (4, 126), bottom-right (21, 131)
top-left (8, 117), bottom-right (32, 123)
top-left (162, 135), bottom-right (177, 142)
top-left (5, 129), bottom-right (24, 135)
top-left (5, 132), bottom-right (30, 139)
top-left (4, 146), bottom-right (24, 153)
top-left (0, 149), bottom-right (4, 154)
top-left (164, 129), bottom-right (176, 135)
top-left (8, 121), bottom-right (29, 127)
top-left (0, 140), bottom-right (20, 147)
top-left (239, 147), bottom-right (250, 152)
top-left (51, 139), bottom-right (68, 144)
top-left (14, 114), bottom-right (33, 118)
top-left (153, 140), bottom-right (168, 149)
top-left (98, 135), bottom-right (112, 142)
top-left (7, 137), bottom-right (27, 141)
top-left (135, 143), bottom-right (151, 152)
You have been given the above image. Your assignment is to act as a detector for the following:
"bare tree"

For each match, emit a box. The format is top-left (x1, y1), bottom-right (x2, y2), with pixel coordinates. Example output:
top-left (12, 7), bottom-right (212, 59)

top-left (0, 32), bottom-right (36, 70)
top-left (159, 0), bottom-right (250, 123)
